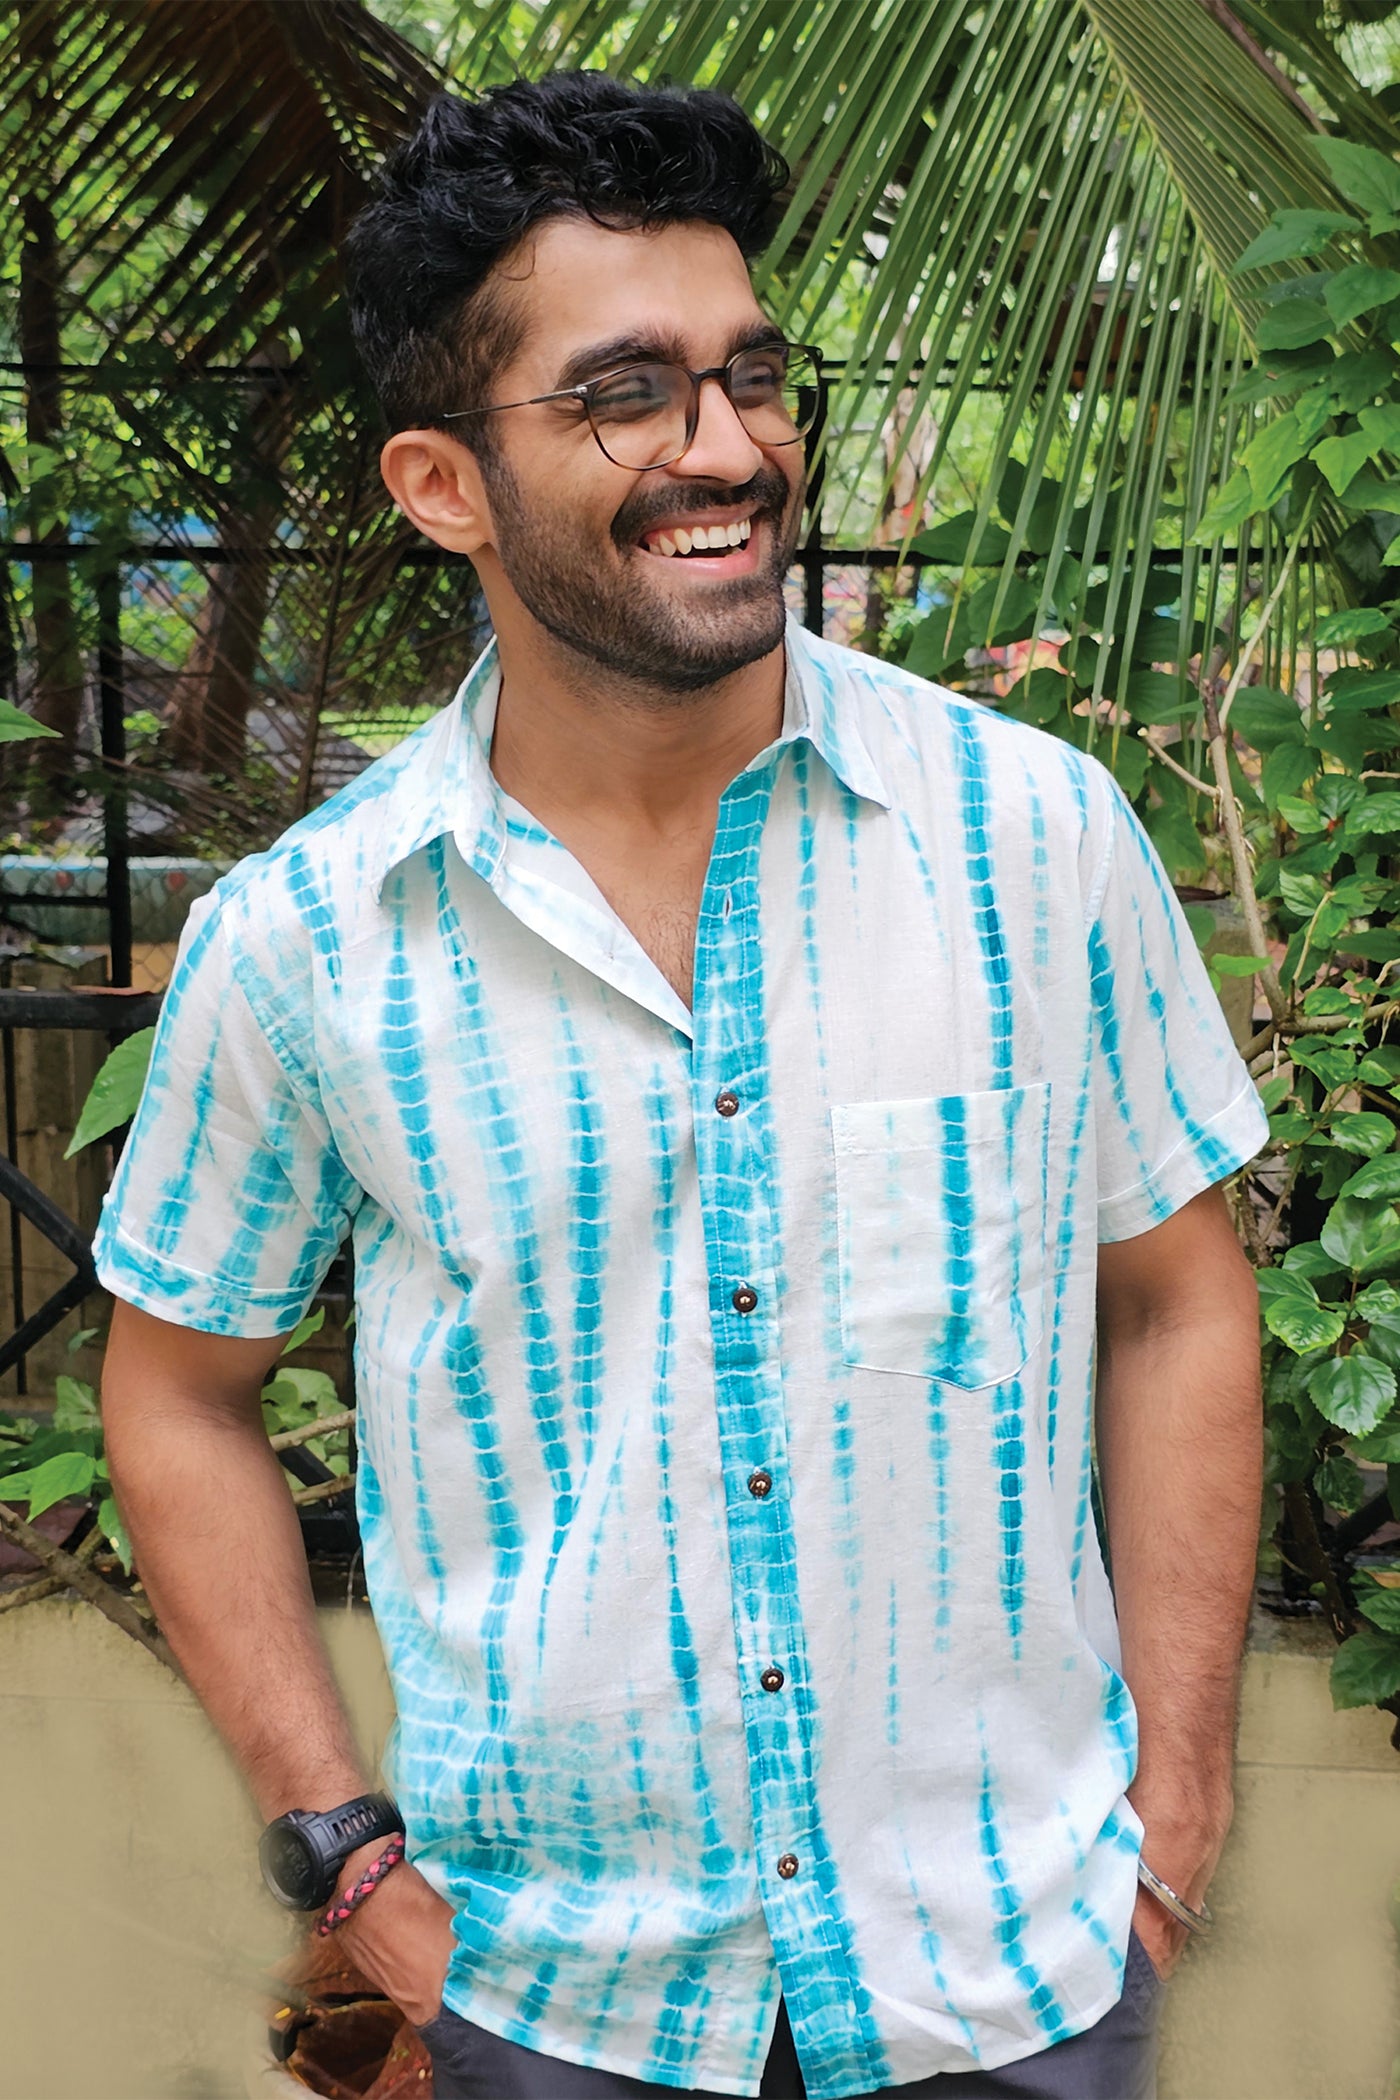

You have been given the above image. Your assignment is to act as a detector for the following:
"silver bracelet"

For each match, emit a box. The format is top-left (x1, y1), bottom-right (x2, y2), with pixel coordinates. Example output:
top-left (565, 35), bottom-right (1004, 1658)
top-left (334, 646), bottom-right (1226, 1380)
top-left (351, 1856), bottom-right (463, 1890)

top-left (1137, 1859), bottom-right (1214, 1938)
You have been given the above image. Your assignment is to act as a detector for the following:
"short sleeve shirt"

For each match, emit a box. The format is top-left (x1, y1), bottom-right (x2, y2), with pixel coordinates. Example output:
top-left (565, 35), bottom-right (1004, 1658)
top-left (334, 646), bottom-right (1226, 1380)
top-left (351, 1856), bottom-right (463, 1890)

top-left (94, 619), bottom-right (1266, 2098)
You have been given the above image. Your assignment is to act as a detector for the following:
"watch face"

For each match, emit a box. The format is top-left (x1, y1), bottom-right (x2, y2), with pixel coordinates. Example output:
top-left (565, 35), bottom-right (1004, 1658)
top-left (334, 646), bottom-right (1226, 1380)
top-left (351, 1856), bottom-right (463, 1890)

top-left (260, 1822), bottom-right (320, 1909)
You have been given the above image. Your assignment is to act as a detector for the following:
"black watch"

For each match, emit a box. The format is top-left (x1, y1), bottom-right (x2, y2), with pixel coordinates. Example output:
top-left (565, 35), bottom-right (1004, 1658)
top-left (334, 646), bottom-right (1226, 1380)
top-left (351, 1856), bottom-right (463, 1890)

top-left (258, 1791), bottom-right (403, 1911)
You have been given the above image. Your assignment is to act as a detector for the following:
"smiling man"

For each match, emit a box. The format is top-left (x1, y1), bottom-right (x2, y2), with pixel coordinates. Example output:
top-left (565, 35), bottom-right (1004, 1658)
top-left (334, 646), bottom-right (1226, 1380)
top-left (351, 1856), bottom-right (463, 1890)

top-left (96, 73), bottom-right (1267, 2100)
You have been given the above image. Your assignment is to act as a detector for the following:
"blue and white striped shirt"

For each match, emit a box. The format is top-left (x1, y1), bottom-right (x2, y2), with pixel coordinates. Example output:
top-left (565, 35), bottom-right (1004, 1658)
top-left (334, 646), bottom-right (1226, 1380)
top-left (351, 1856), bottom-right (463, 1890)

top-left (95, 619), bottom-right (1266, 2097)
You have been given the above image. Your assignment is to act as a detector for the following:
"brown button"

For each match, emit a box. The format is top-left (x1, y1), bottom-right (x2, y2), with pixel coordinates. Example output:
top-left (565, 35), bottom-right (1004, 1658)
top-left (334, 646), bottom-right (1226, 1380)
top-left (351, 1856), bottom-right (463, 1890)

top-left (747, 1469), bottom-right (773, 1499)
top-left (731, 1284), bottom-right (758, 1314)
top-left (715, 1089), bottom-right (740, 1117)
top-left (760, 1666), bottom-right (785, 1693)
top-left (776, 1853), bottom-right (799, 1880)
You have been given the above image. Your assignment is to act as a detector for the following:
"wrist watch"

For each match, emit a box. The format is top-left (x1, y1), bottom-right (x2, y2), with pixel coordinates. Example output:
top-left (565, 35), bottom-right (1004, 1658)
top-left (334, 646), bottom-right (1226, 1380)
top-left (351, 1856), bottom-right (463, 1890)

top-left (259, 1791), bottom-right (403, 1911)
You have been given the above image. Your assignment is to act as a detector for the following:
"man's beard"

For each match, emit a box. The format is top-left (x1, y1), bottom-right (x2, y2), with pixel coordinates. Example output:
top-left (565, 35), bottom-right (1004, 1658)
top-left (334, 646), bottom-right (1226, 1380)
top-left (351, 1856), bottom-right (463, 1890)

top-left (480, 452), bottom-right (801, 697)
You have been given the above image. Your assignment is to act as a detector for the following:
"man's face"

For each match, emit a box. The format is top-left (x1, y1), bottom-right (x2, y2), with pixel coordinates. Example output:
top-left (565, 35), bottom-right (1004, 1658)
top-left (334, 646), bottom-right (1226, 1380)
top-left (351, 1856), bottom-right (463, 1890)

top-left (464, 219), bottom-right (807, 694)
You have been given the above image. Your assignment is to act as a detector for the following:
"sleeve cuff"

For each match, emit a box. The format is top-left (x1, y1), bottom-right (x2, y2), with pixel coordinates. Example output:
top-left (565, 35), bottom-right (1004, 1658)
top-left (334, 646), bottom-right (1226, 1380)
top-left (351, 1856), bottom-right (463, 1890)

top-left (93, 1217), bottom-right (314, 1338)
top-left (1096, 1082), bottom-right (1270, 1245)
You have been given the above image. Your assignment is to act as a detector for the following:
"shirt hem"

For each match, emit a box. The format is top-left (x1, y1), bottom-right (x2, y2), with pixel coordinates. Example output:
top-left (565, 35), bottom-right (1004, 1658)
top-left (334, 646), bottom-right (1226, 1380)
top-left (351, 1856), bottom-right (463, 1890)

top-left (93, 1221), bottom-right (312, 1337)
top-left (1096, 1081), bottom-right (1268, 1245)
top-left (433, 1972), bottom-right (1136, 2100)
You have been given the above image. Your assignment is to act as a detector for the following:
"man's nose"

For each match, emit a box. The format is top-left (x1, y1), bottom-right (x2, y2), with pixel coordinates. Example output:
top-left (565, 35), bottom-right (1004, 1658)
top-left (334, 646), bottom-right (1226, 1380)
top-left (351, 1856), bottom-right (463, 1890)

top-left (671, 374), bottom-right (766, 483)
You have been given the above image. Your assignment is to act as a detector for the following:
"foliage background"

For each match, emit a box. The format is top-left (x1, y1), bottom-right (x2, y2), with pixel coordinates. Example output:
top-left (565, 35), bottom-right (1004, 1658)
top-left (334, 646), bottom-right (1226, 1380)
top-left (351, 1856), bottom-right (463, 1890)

top-left (3, 0), bottom-right (1400, 1737)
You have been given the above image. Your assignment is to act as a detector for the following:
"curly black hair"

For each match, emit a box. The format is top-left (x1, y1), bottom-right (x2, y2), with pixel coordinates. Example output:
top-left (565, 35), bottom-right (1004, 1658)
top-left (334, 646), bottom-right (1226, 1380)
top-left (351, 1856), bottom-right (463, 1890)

top-left (344, 71), bottom-right (789, 439)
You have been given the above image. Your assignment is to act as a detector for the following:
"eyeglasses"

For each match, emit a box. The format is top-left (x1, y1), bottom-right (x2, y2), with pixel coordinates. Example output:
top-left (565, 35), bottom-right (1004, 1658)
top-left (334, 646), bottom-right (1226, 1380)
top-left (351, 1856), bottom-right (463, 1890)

top-left (442, 342), bottom-right (825, 471)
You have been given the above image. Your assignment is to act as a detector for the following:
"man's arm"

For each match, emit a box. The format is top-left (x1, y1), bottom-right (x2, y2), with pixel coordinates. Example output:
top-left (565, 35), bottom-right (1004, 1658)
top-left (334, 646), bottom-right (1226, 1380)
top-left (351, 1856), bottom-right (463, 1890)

top-left (1094, 1183), bottom-right (1262, 1979)
top-left (102, 1299), bottom-right (454, 2024)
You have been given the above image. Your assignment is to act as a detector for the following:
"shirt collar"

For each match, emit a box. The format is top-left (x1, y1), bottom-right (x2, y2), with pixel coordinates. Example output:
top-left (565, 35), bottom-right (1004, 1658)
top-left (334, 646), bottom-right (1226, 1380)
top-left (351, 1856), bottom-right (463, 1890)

top-left (760, 616), bottom-right (892, 808)
top-left (369, 615), bottom-right (891, 900)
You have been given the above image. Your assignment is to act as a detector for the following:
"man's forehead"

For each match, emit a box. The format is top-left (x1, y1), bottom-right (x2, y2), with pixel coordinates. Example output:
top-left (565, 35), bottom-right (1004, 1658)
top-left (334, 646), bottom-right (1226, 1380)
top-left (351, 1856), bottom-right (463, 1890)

top-left (501, 217), bottom-right (769, 379)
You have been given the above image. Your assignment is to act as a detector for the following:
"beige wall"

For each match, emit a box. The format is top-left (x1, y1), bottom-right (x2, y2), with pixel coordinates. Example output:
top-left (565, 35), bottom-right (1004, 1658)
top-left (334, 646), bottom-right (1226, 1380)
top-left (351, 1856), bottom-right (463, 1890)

top-left (1, 1599), bottom-right (1396, 2100)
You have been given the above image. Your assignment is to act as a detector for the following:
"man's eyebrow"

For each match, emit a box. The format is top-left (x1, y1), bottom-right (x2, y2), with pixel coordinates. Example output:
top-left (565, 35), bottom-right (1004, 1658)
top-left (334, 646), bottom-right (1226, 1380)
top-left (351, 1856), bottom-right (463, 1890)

top-left (551, 321), bottom-right (789, 392)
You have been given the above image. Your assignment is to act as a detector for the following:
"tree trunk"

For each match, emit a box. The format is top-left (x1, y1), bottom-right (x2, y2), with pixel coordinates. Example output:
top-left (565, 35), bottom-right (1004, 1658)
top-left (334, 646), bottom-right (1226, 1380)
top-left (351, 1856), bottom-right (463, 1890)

top-left (17, 172), bottom-right (83, 812)
top-left (165, 350), bottom-right (293, 781)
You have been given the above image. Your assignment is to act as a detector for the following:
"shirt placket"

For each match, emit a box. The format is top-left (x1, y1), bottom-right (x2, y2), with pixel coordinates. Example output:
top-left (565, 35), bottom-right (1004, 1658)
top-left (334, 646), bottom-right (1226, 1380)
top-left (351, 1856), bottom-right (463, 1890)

top-left (690, 764), bottom-right (877, 2091)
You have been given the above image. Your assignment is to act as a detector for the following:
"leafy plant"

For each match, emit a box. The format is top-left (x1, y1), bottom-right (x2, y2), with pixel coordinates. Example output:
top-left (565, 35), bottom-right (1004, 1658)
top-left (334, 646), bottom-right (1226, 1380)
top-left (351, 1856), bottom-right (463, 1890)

top-left (910, 132), bottom-right (1400, 1732)
top-left (0, 1305), bottom-right (348, 1581)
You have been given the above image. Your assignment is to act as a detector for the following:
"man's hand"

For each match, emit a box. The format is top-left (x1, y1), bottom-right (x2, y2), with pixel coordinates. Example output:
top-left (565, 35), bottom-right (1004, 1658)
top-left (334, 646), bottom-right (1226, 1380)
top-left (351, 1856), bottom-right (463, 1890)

top-left (1129, 1789), bottom-right (1230, 1980)
top-left (334, 1848), bottom-right (457, 2028)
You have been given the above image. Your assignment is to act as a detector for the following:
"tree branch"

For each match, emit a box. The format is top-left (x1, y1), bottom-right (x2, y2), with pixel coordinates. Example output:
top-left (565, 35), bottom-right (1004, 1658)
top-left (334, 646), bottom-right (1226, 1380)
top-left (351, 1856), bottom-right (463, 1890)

top-left (0, 1503), bottom-right (178, 1671)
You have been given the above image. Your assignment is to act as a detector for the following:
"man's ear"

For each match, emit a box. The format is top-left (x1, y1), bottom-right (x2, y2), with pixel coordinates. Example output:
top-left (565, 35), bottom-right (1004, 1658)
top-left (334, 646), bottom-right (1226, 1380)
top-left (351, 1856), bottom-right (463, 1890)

top-left (379, 429), bottom-right (496, 557)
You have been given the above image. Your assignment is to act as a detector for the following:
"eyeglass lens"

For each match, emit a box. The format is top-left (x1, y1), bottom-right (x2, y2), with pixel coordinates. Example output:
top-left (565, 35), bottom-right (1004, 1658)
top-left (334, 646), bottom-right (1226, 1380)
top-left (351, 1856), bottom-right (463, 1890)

top-left (586, 347), bottom-right (821, 470)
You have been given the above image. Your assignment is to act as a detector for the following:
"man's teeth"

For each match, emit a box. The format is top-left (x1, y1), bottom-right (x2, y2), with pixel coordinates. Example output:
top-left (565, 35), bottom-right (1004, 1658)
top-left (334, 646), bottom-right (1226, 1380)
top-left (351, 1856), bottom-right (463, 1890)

top-left (650, 519), bottom-right (753, 557)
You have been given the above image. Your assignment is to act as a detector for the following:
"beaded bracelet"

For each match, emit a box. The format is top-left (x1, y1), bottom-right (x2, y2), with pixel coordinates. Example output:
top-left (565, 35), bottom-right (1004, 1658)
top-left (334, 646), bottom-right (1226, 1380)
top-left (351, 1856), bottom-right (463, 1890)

top-left (313, 1832), bottom-right (407, 1937)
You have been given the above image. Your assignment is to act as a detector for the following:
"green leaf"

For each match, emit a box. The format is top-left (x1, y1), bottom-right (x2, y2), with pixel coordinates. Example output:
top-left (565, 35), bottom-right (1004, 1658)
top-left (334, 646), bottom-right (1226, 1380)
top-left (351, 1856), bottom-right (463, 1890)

top-left (1302, 984), bottom-right (1355, 1015)
top-left (1344, 791), bottom-right (1400, 838)
top-left (1229, 686), bottom-right (1303, 751)
top-left (1338, 465), bottom-right (1400, 512)
top-left (260, 1364), bottom-right (340, 1416)
top-left (1312, 607), bottom-right (1395, 647)
top-left (52, 1376), bottom-right (99, 1432)
top-left (1233, 211), bottom-right (1362, 274)
top-left (1260, 1276), bottom-right (1347, 1353)
top-left (910, 514), bottom-right (1012, 565)
top-left (1322, 1194), bottom-right (1400, 1271)
top-left (1289, 1037), bottom-right (1357, 1089)
top-left (1243, 408), bottom-right (1317, 507)
top-left (1365, 1314), bottom-right (1400, 1372)
top-left (1278, 868), bottom-right (1327, 917)
top-left (1328, 1113), bottom-right (1397, 1157)
top-left (64, 1029), bottom-right (156, 1157)
top-left (1256, 300), bottom-right (1333, 352)
top-left (0, 700), bottom-right (61, 745)
top-left (1310, 138), bottom-right (1400, 223)
top-left (1358, 1281), bottom-right (1400, 1321)
top-left (1000, 670), bottom-right (1069, 727)
top-left (96, 1493), bottom-right (134, 1574)
top-left (1262, 743), bottom-right (1320, 808)
top-left (1323, 667), bottom-right (1400, 712)
top-left (1342, 1156), bottom-right (1400, 1200)
top-left (1314, 426), bottom-right (1384, 495)
top-left (1353, 1414), bottom-right (1400, 1462)
top-left (1331, 1627), bottom-right (1400, 1710)
top-left (1276, 795), bottom-right (1325, 834)
top-left (1308, 1351), bottom-right (1398, 1434)
top-left (1325, 265), bottom-right (1400, 332)
top-left (1, 1450), bottom-right (99, 1519)
top-left (1314, 1452), bottom-right (1367, 1513)
top-left (279, 1306), bottom-right (327, 1357)
top-left (1358, 1585), bottom-right (1400, 1634)
top-left (1191, 467), bottom-right (1255, 546)
top-left (1123, 670), bottom-right (1196, 725)
top-left (1341, 929), bottom-right (1400, 962)
top-left (1210, 953), bottom-right (1268, 978)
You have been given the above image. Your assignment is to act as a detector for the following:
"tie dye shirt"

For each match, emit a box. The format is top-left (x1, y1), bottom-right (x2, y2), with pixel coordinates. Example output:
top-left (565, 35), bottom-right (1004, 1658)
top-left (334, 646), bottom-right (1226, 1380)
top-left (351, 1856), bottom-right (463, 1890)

top-left (95, 618), bottom-right (1266, 2098)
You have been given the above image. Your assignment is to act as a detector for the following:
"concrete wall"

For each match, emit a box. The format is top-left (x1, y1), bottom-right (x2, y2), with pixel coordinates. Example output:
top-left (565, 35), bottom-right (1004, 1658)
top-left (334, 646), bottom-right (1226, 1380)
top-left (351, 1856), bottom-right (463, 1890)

top-left (1, 1599), bottom-right (1396, 2100)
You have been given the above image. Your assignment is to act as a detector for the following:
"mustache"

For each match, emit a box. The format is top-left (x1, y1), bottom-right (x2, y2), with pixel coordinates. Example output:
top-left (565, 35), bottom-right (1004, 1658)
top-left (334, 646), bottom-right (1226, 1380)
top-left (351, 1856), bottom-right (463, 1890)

top-left (612, 464), bottom-right (795, 546)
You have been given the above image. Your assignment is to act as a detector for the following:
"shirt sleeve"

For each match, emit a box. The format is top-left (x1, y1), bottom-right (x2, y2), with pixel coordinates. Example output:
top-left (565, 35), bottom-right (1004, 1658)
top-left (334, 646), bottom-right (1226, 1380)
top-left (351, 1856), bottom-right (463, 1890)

top-left (1084, 774), bottom-right (1269, 1244)
top-left (92, 888), bottom-right (361, 1336)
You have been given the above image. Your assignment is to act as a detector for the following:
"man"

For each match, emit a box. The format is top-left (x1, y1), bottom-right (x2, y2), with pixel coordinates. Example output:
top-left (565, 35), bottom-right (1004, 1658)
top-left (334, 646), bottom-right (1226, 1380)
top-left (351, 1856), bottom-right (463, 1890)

top-left (98, 72), bottom-right (1267, 2100)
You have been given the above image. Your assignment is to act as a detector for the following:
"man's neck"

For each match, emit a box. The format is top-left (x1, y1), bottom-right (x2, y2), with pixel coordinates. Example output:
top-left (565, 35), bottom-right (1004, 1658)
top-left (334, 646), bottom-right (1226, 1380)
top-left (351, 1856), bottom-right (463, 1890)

top-left (485, 610), bottom-right (786, 838)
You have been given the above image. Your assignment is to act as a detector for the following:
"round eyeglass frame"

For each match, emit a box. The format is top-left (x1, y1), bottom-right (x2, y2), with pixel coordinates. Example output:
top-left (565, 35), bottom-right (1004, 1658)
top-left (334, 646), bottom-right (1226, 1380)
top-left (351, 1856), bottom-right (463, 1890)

top-left (440, 342), bottom-right (825, 471)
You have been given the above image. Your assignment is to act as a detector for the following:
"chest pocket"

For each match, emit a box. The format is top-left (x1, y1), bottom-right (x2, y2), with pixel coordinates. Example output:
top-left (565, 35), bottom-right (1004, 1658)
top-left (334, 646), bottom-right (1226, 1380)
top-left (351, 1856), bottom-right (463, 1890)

top-left (831, 1083), bottom-right (1051, 1388)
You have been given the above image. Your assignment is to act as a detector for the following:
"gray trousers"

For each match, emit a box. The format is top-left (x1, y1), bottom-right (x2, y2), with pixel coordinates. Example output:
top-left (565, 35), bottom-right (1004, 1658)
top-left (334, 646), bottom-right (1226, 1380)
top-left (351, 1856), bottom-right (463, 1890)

top-left (416, 1932), bottom-right (1164, 2099)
